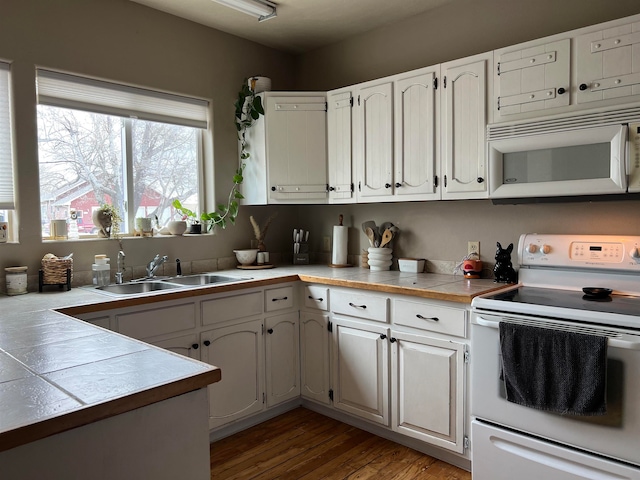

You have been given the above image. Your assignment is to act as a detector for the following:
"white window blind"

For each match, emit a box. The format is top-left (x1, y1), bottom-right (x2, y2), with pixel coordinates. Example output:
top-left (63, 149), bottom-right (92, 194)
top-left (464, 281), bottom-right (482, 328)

top-left (36, 69), bottom-right (209, 129)
top-left (0, 62), bottom-right (15, 210)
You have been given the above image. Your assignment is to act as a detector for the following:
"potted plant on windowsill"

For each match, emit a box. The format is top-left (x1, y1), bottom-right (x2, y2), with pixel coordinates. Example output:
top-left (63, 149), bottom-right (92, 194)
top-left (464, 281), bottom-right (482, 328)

top-left (172, 164), bottom-right (245, 234)
top-left (92, 204), bottom-right (122, 238)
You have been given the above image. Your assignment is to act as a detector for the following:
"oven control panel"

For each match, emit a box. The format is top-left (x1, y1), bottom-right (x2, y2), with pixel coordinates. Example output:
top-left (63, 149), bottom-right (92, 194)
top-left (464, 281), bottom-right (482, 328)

top-left (519, 234), bottom-right (640, 270)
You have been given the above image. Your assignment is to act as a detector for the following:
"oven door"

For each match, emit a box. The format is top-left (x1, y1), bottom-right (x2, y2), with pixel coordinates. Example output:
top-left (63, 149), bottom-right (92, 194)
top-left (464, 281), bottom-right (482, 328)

top-left (471, 312), bottom-right (640, 468)
top-left (488, 124), bottom-right (627, 199)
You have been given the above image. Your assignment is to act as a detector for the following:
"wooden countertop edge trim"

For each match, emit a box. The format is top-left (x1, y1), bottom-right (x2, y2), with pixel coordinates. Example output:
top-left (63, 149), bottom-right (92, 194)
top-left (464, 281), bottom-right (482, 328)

top-left (0, 367), bottom-right (221, 453)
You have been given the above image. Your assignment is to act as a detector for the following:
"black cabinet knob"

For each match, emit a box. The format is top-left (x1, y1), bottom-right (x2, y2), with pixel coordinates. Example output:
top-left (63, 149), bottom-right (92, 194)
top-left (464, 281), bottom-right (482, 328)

top-left (192, 343), bottom-right (199, 350)
top-left (329, 186), bottom-right (335, 191)
top-left (271, 186), bottom-right (276, 191)
top-left (395, 182), bottom-right (402, 188)
top-left (557, 87), bottom-right (566, 95)
top-left (268, 328), bottom-right (273, 334)
top-left (477, 177), bottom-right (484, 183)
top-left (390, 337), bottom-right (397, 343)
top-left (385, 183), bottom-right (392, 188)
top-left (579, 83), bottom-right (588, 91)
top-left (203, 340), bottom-right (211, 347)
top-left (380, 334), bottom-right (387, 340)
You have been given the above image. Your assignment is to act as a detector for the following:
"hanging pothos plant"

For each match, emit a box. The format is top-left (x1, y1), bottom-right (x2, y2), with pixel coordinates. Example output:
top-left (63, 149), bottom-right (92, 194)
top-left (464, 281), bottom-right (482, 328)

top-left (234, 78), bottom-right (265, 161)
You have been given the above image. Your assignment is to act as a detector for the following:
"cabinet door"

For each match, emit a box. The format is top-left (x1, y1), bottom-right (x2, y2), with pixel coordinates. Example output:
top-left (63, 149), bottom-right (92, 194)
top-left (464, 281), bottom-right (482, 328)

top-left (355, 81), bottom-right (394, 201)
top-left (327, 90), bottom-right (355, 203)
top-left (300, 310), bottom-right (331, 405)
top-left (394, 67), bottom-right (440, 200)
top-left (441, 54), bottom-right (489, 199)
top-left (576, 20), bottom-right (640, 106)
top-left (265, 312), bottom-right (300, 407)
top-left (391, 330), bottom-right (465, 453)
top-left (150, 333), bottom-right (200, 360)
top-left (332, 317), bottom-right (389, 425)
top-left (495, 39), bottom-right (570, 120)
top-left (202, 319), bottom-right (264, 429)
top-left (266, 96), bottom-right (328, 202)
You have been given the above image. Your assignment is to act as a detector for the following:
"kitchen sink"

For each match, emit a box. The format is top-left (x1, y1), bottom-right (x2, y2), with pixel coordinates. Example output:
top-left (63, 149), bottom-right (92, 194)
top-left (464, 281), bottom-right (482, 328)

top-left (162, 274), bottom-right (250, 286)
top-left (95, 281), bottom-right (184, 295)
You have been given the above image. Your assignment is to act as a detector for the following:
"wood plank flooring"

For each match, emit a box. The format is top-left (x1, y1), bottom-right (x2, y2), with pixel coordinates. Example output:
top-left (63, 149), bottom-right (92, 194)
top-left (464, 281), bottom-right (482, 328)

top-left (210, 408), bottom-right (471, 479)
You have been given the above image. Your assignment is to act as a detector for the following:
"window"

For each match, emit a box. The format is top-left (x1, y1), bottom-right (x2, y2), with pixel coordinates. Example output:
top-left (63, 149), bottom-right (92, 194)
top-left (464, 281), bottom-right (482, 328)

top-left (0, 62), bottom-right (16, 230)
top-left (36, 69), bottom-right (208, 238)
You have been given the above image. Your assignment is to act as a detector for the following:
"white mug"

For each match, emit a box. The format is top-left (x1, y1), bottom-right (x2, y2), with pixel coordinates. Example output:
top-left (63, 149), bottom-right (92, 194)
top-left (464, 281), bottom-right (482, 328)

top-left (0, 222), bottom-right (7, 243)
top-left (50, 219), bottom-right (68, 239)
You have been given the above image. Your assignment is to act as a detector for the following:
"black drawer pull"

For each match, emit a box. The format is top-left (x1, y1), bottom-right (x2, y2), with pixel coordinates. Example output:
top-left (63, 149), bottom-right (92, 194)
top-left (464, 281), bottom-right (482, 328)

top-left (380, 334), bottom-right (387, 340)
top-left (390, 337), bottom-right (397, 343)
top-left (203, 340), bottom-right (211, 346)
top-left (191, 343), bottom-right (199, 350)
top-left (308, 295), bottom-right (324, 302)
top-left (267, 328), bottom-right (274, 334)
top-left (349, 302), bottom-right (367, 309)
top-left (416, 314), bottom-right (439, 321)
top-left (272, 296), bottom-right (288, 302)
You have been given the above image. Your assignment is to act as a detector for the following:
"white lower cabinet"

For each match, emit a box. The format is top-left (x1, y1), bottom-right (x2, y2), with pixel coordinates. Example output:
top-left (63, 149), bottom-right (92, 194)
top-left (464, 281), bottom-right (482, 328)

top-left (265, 311), bottom-right (300, 407)
top-left (391, 330), bottom-right (465, 453)
top-left (331, 317), bottom-right (390, 426)
top-left (300, 310), bottom-right (331, 405)
top-left (202, 319), bottom-right (265, 429)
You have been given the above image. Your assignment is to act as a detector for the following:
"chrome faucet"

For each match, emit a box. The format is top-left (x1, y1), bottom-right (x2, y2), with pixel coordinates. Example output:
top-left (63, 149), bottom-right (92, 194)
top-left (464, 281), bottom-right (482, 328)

top-left (146, 254), bottom-right (168, 278)
top-left (115, 250), bottom-right (126, 284)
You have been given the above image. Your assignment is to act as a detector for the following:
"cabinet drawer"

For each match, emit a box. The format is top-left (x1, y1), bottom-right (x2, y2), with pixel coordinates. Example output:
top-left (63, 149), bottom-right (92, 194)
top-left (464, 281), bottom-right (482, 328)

top-left (332, 290), bottom-right (389, 323)
top-left (393, 299), bottom-right (466, 337)
top-left (202, 291), bottom-right (263, 326)
top-left (304, 285), bottom-right (328, 311)
top-left (117, 303), bottom-right (196, 340)
top-left (266, 286), bottom-right (294, 312)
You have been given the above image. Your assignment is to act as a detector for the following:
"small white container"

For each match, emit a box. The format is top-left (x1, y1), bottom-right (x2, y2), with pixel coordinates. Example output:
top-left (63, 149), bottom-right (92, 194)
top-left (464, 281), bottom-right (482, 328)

top-left (398, 258), bottom-right (426, 273)
top-left (6, 266), bottom-right (27, 295)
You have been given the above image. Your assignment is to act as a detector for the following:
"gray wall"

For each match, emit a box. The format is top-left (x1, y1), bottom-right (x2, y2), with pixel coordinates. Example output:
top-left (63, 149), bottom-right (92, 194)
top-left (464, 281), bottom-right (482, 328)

top-left (0, 0), bottom-right (295, 282)
top-left (293, 0), bottom-right (640, 270)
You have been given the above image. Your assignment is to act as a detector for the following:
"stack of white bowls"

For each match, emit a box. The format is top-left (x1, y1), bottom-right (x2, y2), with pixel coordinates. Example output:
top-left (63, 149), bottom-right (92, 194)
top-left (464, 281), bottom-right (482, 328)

top-left (367, 247), bottom-right (392, 271)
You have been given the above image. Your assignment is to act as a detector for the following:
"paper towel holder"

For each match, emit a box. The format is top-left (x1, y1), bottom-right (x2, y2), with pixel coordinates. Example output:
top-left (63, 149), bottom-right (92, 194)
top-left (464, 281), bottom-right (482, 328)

top-left (329, 214), bottom-right (353, 268)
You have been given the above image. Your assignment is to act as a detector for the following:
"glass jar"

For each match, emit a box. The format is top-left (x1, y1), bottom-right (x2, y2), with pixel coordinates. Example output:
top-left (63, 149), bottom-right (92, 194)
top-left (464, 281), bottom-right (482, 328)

top-left (92, 263), bottom-right (110, 287)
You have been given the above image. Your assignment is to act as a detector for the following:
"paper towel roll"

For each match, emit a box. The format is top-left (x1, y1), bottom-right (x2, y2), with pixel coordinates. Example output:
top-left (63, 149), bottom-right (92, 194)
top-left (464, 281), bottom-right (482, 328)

top-left (332, 225), bottom-right (348, 265)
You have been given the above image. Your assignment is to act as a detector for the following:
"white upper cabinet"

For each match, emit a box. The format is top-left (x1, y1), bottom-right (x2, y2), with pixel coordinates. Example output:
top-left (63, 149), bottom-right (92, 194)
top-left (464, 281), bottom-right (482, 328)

top-left (441, 53), bottom-right (490, 199)
top-left (490, 13), bottom-right (640, 123)
top-left (354, 80), bottom-right (395, 202)
top-left (240, 93), bottom-right (328, 205)
top-left (494, 38), bottom-right (570, 121)
top-left (327, 89), bottom-right (355, 203)
top-left (576, 18), bottom-right (640, 106)
top-left (394, 67), bottom-right (440, 200)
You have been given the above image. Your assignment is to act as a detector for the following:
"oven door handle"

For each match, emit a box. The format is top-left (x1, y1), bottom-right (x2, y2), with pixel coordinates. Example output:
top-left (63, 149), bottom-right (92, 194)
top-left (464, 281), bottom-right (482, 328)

top-left (474, 316), bottom-right (640, 350)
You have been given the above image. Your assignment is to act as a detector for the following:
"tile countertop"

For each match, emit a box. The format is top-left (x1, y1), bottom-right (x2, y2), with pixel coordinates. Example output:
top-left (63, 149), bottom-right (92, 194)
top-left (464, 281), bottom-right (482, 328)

top-left (0, 265), bottom-right (507, 453)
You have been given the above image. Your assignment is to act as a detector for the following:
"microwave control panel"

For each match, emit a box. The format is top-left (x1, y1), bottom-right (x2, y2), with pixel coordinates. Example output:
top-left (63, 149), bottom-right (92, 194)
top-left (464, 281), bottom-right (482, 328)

top-left (629, 122), bottom-right (640, 193)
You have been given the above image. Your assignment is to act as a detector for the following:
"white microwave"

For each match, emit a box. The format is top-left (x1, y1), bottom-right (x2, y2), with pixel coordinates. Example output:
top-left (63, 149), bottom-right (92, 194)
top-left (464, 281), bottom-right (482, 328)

top-left (488, 117), bottom-right (640, 199)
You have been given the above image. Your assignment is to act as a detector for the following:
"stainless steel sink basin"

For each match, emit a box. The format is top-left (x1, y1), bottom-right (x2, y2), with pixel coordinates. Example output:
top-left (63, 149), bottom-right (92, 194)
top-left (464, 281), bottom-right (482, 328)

top-left (96, 281), bottom-right (184, 295)
top-left (162, 274), bottom-right (250, 286)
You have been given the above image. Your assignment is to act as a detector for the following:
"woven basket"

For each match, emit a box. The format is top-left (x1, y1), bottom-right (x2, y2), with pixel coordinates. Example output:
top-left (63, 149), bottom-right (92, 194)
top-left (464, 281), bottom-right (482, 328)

top-left (41, 258), bottom-right (73, 284)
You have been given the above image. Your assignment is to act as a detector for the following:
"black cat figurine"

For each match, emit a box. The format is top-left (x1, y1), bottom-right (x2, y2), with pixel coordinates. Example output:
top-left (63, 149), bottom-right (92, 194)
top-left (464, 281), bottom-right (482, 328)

top-left (493, 242), bottom-right (517, 283)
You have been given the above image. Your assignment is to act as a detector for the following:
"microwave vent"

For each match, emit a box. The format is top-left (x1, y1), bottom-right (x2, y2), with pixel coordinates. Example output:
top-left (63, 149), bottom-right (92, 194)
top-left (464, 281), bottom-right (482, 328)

top-left (487, 107), bottom-right (640, 141)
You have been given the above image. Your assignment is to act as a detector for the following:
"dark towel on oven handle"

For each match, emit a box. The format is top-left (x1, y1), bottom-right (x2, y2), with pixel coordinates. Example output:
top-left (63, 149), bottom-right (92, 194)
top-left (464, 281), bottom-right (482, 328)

top-left (499, 322), bottom-right (608, 416)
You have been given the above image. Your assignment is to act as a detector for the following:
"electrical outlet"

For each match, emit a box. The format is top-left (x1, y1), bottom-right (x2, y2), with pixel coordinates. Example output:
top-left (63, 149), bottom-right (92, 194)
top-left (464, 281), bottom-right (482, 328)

top-left (468, 241), bottom-right (480, 256)
top-left (323, 236), bottom-right (331, 252)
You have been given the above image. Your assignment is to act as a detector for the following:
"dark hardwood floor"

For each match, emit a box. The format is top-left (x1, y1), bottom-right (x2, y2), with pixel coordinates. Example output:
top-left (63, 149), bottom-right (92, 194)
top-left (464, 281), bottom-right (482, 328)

top-left (210, 407), bottom-right (472, 479)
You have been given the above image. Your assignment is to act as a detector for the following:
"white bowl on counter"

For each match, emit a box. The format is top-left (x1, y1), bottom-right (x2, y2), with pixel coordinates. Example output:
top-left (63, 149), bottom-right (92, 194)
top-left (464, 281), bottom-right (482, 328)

top-left (233, 249), bottom-right (259, 265)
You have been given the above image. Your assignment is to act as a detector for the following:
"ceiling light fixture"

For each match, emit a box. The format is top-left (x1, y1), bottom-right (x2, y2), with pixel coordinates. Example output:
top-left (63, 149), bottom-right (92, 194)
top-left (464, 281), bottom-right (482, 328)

top-left (212, 0), bottom-right (277, 22)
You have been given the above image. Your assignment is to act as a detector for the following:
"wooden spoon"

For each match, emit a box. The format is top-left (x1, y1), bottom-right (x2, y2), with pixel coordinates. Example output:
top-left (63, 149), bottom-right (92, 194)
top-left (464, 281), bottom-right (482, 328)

top-left (380, 229), bottom-right (393, 248)
top-left (365, 227), bottom-right (376, 246)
